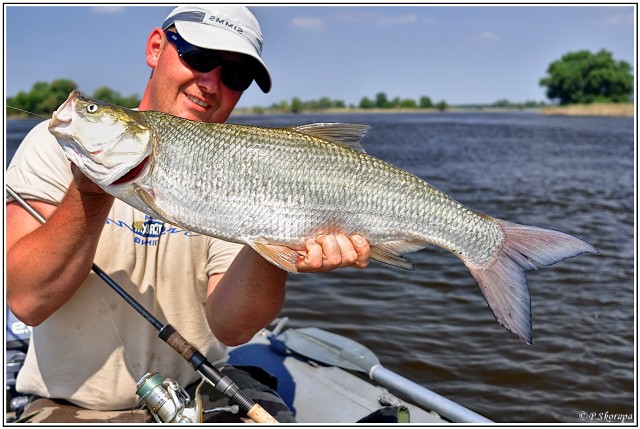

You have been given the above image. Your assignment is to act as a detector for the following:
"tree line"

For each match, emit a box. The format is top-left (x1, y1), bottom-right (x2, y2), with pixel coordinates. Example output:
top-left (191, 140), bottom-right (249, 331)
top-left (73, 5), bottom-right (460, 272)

top-left (6, 80), bottom-right (140, 117)
top-left (358, 93), bottom-right (448, 111)
top-left (257, 93), bottom-right (448, 114)
top-left (6, 49), bottom-right (633, 117)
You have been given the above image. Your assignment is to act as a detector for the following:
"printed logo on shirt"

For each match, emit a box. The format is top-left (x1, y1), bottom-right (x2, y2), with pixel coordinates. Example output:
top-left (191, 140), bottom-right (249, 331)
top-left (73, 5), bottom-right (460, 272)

top-left (106, 215), bottom-right (200, 246)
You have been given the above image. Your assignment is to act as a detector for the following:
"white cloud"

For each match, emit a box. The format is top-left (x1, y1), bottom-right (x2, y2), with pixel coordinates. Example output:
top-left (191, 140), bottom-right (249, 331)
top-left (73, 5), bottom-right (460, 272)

top-left (594, 11), bottom-right (634, 27)
top-left (471, 31), bottom-right (501, 44)
top-left (375, 13), bottom-right (418, 26)
top-left (423, 17), bottom-right (439, 26)
top-left (290, 16), bottom-right (326, 30)
top-left (334, 10), bottom-right (418, 27)
top-left (91, 6), bottom-right (126, 14)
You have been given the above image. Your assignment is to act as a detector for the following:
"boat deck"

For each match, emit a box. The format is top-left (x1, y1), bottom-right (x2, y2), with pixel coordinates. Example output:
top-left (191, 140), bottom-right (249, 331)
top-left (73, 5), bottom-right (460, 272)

top-left (228, 329), bottom-right (448, 423)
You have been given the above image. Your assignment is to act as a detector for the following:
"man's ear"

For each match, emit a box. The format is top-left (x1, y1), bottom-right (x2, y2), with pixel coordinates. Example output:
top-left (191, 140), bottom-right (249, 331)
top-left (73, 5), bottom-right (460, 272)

top-left (146, 28), bottom-right (165, 68)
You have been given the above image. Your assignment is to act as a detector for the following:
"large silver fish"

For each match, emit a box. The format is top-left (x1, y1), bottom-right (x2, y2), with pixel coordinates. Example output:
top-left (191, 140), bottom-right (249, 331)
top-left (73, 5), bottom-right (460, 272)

top-left (49, 91), bottom-right (597, 344)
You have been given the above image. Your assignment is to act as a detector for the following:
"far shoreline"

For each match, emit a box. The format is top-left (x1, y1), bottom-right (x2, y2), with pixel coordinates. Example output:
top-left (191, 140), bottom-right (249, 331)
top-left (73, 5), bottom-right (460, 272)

top-left (232, 103), bottom-right (634, 118)
top-left (7, 103), bottom-right (634, 120)
top-left (539, 103), bottom-right (633, 117)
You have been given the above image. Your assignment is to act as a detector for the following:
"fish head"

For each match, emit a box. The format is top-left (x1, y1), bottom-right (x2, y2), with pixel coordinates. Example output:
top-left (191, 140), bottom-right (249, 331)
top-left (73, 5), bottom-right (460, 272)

top-left (49, 90), bottom-right (152, 187)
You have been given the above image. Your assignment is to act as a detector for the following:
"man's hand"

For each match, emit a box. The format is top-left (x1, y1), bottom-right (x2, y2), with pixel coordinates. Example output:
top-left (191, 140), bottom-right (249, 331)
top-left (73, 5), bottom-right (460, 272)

top-left (297, 234), bottom-right (370, 272)
top-left (71, 164), bottom-right (106, 195)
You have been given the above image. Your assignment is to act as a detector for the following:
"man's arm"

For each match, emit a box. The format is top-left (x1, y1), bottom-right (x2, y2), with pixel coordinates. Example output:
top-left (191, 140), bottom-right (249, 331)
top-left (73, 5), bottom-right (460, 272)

top-left (206, 234), bottom-right (370, 346)
top-left (6, 169), bottom-right (114, 326)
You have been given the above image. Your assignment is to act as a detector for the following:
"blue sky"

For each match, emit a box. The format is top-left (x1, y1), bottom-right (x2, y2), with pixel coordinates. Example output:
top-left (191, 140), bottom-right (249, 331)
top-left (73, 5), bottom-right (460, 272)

top-left (4, 4), bottom-right (636, 108)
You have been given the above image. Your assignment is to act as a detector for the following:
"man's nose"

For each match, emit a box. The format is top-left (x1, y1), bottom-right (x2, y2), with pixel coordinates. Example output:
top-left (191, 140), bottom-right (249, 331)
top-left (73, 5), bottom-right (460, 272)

top-left (196, 66), bottom-right (223, 93)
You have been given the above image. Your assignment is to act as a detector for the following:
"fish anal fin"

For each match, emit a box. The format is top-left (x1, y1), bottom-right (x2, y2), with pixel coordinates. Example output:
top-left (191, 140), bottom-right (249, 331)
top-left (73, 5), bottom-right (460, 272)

top-left (370, 239), bottom-right (428, 271)
top-left (292, 123), bottom-right (370, 153)
top-left (251, 242), bottom-right (300, 273)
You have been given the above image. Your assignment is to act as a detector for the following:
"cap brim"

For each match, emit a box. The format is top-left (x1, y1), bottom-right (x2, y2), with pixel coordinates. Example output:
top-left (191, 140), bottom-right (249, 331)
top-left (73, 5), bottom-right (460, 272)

top-left (175, 21), bottom-right (271, 93)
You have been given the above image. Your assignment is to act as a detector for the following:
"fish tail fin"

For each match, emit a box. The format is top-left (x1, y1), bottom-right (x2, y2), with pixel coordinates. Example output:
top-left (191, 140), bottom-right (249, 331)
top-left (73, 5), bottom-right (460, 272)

top-left (466, 219), bottom-right (598, 345)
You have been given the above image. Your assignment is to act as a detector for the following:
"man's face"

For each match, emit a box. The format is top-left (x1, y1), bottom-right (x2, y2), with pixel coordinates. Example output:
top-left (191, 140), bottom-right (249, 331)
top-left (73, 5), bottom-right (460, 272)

top-left (143, 30), bottom-right (246, 123)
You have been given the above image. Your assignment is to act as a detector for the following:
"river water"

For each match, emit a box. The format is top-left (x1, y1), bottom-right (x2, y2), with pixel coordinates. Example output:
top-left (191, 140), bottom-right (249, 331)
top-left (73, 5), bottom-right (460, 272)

top-left (5, 111), bottom-right (635, 423)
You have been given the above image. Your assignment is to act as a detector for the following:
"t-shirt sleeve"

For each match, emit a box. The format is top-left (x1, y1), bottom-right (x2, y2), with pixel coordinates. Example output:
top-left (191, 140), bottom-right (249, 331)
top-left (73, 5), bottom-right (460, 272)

top-left (6, 120), bottom-right (72, 204)
top-left (205, 238), bottom-right (245, 276)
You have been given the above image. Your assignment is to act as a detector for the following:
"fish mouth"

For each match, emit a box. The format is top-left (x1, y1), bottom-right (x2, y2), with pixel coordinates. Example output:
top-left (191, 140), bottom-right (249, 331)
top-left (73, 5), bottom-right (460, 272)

top-left (111, 156), bottom-right (150, 186)
top-left (48, 91), bottom-right (78, 135)
top-left (49, 114), bottom-right (69, 131)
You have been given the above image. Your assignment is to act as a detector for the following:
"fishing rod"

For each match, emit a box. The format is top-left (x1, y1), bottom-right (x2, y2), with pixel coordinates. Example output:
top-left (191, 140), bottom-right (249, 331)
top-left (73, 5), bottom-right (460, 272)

top-left (5, 185), bottom-right (278, 424)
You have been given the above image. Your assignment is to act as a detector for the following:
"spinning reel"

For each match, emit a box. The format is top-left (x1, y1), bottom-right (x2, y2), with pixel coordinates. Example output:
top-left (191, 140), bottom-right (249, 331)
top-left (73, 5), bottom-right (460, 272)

top-left (136, 372), bottom-right (239, 423)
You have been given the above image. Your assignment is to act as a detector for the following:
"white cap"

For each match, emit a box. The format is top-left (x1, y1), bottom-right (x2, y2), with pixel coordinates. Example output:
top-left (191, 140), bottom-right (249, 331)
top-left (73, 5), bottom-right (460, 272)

top-left (162, 5), bottom-right (271, 92)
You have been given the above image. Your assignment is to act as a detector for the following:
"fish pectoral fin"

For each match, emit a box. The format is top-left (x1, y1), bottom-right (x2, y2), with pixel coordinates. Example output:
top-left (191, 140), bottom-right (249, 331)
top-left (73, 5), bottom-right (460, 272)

top-left (134, 185), bottom-right (179, 225)
top-left (251, 242), bottom-right (301, 273)
top-left (292, 123), bottom-right (370, 153)
top-left (370, 240), bottom-right (428, 271)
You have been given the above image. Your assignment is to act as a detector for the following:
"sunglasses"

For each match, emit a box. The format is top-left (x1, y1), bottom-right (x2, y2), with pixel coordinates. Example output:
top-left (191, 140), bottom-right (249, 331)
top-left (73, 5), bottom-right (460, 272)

top-left (165, 30), bottom-right (255, 91)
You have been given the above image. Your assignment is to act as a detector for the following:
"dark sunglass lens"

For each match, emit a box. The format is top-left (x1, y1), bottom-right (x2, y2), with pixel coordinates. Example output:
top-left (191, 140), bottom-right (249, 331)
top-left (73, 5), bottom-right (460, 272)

top-left (222, 72), bottom-right (253, 91)
top-left (221, 63), bottom-right (254, 91)
top-left (182, 49), bottom-right (221, 73)
top-left (167, 31), bottom-right (218, 73)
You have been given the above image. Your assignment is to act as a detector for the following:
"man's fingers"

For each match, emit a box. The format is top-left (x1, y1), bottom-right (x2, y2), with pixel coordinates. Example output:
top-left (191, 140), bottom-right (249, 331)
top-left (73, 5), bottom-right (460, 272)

top-left (297, 234), bottom-right (370, 272)
top-left (350, 234), bottom-right (370, 269)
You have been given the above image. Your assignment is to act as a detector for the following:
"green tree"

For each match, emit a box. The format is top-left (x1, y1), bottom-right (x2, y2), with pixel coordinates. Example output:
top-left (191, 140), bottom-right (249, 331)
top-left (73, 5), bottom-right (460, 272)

top-left (400, 98), bottom-right (417, 108)
top-left (435, 100), bottom-right (448, 111)
top-left (92, 86), bottom-right (140, 108)
top-left (277, 100), bottom-right (290, 112)
top-left (359, 97), bottom-right (374, 109)
top-left (49, 79), bottom-right (77, 98)
top-left (375, 92), bottom-right (388, 108)
top-left (317, 96), bottom-right (332, 110)
top-left (119, 94), bottom-right (141, 108)
top-left (92, 86), bottom-right (123, 105)
top-left (540, 49), bottom-right (633, 105)
top-left (419, 96), bottom-right (433, 109)
top-left (7, 79), bottom-right (79, 116)
top-left (291, 97), bottom-right (303, 113)
top-left (7, 80), bottom-right (143, 117)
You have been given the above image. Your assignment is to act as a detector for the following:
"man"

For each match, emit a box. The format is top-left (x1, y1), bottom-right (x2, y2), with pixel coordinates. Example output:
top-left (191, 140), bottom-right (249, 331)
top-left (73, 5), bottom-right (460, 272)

top-left (6, 5), bottom-right (370, 423)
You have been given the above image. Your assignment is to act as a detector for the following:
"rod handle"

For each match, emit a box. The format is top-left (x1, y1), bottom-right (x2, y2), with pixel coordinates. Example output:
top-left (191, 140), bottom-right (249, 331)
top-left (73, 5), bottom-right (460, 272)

top-left (247, 403), bottom-right (279, 423)
top-left (159, 324), bottom-right (198, 361)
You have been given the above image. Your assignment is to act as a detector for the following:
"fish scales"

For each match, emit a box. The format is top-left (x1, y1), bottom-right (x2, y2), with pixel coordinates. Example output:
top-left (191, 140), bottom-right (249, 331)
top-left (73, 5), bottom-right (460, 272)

top-left (48, 91), bottom-right (598, 344)
top-left (142, 111), bottom-right (502, 264)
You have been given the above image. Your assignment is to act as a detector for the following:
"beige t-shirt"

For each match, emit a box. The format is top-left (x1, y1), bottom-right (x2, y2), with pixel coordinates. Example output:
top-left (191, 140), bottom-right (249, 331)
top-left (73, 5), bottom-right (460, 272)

top-left (6, 120), bottom-right (244, 410)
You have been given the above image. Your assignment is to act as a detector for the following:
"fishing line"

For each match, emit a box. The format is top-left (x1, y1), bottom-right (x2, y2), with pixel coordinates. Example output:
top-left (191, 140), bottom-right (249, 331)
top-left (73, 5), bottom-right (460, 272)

top-left (96, 287), bottom-right (140, 383)
top-left (6, 105), bottom-right (49, 119)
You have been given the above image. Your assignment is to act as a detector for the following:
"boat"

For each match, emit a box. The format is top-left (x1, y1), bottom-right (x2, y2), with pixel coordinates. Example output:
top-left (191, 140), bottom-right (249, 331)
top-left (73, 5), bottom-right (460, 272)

top-left (6, 310), bottom-right (491, 424)
top-left (228, 317), bottom-right (491, 423)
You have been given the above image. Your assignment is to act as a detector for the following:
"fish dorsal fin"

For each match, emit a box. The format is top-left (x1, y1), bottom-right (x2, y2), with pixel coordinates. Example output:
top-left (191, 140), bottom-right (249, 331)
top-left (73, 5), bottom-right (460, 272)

top-left (292, 123), bottom-right (370, 153)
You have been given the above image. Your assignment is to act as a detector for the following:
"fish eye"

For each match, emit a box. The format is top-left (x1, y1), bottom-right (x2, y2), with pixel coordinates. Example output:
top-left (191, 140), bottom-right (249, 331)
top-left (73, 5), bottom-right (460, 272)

top-left (86, 104), bottom-right (99, 113)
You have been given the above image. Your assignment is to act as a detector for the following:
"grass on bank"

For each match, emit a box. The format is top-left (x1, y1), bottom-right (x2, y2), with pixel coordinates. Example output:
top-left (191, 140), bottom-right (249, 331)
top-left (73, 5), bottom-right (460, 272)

top-left (540, 103), bottom-right (634, 117)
